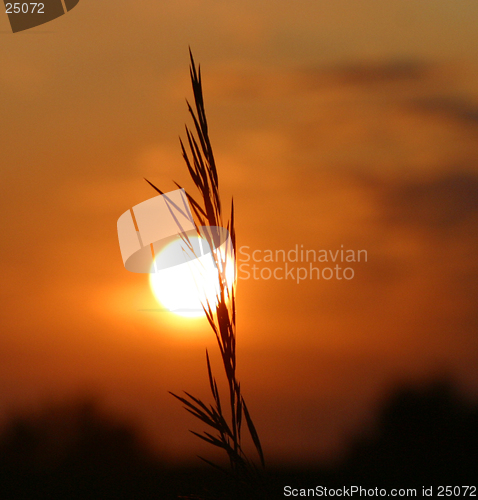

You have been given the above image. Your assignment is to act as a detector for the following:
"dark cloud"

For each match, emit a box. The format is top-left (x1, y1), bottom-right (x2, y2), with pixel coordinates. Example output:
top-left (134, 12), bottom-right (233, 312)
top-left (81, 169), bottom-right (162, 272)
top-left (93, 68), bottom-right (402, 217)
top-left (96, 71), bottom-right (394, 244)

top-left (381, 171), bottom-right (478, 232)
top-left (301, 60), bottom-right (428, 88)
top-left (411, 96), bottom-right (478, 126)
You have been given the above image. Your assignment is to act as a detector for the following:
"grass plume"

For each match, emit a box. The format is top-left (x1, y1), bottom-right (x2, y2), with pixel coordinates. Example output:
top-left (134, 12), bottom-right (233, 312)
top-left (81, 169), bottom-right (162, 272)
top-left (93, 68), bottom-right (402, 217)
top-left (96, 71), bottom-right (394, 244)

top-left (145, 50), bottom-right (265, 495)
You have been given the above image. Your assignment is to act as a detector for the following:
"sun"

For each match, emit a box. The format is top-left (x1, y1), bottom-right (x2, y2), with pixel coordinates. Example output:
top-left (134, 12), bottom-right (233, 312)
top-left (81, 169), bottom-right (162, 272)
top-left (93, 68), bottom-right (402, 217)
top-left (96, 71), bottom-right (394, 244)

top-left (149, 235), bottom-right (234, 318)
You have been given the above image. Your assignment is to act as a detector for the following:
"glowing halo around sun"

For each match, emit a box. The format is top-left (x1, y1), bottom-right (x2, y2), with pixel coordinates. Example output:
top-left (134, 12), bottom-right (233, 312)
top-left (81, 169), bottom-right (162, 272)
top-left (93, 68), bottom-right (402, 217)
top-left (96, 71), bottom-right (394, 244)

top-left (149, 235), bottom-right (235, 318)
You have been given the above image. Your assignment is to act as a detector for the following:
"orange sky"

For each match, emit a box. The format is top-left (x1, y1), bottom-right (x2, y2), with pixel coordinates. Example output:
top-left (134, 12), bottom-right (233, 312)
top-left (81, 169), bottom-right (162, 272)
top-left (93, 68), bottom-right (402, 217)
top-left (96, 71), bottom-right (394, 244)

top-left (1, 1), bottom-right (478, 465)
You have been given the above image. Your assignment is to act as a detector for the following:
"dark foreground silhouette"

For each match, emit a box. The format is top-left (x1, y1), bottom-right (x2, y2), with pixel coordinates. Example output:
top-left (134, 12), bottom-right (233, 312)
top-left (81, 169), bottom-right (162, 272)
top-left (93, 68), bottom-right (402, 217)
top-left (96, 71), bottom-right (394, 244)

top-left (0, 380), bottom-right (476, 499)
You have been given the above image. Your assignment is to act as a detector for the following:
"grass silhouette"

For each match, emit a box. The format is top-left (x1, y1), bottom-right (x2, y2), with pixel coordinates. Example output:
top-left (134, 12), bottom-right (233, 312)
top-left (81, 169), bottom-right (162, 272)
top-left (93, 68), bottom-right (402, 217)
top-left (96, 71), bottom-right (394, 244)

top-left (145, 51), bottom-right (265, 498)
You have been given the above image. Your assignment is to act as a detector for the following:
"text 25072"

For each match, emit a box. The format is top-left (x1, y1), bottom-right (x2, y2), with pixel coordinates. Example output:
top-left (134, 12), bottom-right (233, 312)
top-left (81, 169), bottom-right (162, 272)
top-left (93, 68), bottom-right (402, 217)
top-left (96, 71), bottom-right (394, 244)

top-left (437, 486), bottom-right (476, 497)
top-left (5, 3), bottom-right (45, 14)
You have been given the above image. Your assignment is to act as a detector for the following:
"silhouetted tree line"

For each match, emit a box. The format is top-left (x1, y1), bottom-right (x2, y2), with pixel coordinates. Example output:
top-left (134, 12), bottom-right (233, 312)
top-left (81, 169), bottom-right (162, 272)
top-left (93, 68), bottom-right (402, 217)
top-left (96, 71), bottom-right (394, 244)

top-left (0, 380), bottom-right (476, 499)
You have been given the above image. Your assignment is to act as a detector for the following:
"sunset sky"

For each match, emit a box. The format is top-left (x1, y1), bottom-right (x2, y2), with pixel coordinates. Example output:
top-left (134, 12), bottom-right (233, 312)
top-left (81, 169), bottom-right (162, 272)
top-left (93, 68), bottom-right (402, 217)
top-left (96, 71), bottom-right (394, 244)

top-left (1, 0), bottom-right (478, 466)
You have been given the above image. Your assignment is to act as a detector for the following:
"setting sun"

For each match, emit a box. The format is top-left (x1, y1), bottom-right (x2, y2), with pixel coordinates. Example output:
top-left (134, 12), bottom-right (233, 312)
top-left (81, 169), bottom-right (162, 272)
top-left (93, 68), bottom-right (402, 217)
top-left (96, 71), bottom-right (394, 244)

top-left (149, 235), bottom-right (234, 318)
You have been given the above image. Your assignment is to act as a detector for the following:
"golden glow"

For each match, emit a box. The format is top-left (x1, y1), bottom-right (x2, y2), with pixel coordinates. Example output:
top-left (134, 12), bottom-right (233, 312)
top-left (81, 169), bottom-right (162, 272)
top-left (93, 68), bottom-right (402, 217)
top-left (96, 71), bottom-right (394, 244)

top-left (149, 236), bottom-right (234, 318)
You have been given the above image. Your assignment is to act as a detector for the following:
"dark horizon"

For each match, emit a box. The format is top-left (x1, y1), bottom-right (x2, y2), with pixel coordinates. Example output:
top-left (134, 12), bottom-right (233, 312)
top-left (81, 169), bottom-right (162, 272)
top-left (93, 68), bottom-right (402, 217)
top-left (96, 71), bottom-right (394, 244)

top-left (1, 377), bottom-right (476, 498)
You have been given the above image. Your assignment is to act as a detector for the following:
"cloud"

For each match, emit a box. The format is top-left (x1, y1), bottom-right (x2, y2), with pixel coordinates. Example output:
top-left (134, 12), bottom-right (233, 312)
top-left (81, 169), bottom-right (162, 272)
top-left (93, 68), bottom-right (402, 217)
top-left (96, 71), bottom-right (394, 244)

top-left (380, 171), bottom-right (478, 232)
top-left (301, 60), bottom-right (429, 88)
top-left (411, 96), bottom-right (478, 126)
